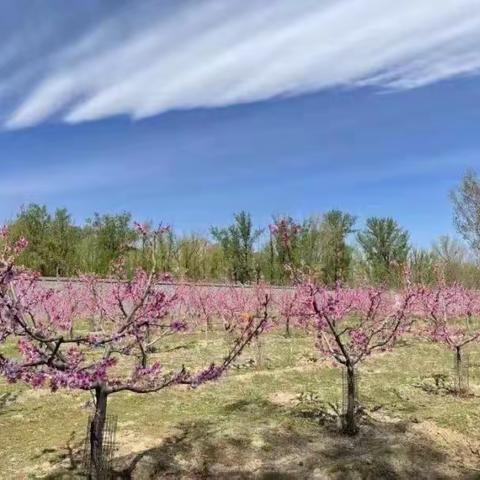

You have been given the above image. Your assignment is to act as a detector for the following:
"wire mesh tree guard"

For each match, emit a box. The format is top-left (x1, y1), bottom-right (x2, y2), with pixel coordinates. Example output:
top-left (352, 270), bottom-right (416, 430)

top-left (453, 350), bottom-right (470, 393)
top-left (83, 414), bottom-right (118, 479)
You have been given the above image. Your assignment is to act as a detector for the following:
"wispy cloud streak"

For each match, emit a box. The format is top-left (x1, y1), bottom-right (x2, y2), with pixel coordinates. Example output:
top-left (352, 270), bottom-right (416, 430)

top-left (0, 162), bottom-right (129, 196)
top-left (3, 0), bottom-right (480, 129)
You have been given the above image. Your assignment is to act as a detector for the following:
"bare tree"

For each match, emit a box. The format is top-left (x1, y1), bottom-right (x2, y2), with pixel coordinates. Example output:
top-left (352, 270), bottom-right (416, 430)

top-left (451, 169), bottom-right (480, 254)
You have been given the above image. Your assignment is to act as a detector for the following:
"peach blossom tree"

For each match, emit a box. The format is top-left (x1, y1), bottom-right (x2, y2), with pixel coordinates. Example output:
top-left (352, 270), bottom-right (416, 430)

top-left (0, 226), bottom-right (271, 477)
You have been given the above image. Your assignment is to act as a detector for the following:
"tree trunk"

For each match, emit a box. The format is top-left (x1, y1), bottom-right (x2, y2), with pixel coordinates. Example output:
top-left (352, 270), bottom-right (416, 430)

top-left (285, 316), bottom-right (291, 337)
top-left (455, 346), bottom-right (467, 393)
top-left (203, 315), bottom-right (212, 341)
top-left (89, 387), bottom-right (108, 479)
top-left (343, 364), bottom-right (358, 436)
top-left (269, 235), bottom-right (275, 283)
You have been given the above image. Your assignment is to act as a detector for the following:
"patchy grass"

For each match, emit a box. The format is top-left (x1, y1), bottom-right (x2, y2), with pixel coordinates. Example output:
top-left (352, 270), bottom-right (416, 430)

top-left (1, 331), bottom-right (480, 479)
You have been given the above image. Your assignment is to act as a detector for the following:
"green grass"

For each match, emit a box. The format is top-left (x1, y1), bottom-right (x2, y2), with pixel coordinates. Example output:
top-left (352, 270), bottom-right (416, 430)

top-left (1, 331), bottom-right (480, 479)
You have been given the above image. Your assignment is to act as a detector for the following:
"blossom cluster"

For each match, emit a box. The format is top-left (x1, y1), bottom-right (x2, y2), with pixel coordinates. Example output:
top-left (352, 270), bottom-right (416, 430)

top-left (0, 226), bottom-right (272, 396)
top-left (2, 223), bottom-right (480, 399)
top-left (418, 284), bottom-right (480, 349)
top-left (269, 217), bottom-right (302, 250)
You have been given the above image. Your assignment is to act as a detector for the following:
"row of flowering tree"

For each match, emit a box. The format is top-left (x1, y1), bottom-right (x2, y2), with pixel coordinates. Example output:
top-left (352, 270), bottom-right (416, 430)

top-left (2, 222), bottom-right (480, 479)
top-left (419, 280), bottom-right (480, 391)
top-left (128, 279), bottom-right (480, 436)
top-left (0, 226), bottom-right (272, 478)
top-left (268, 209), bottom-right (480, 432)
top-left (283, 277), bottom-right (480, 434)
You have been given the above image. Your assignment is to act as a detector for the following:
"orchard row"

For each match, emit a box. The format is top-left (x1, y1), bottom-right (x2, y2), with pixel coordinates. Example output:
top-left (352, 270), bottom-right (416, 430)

top-left (1, 225), bottom-right (479, 475)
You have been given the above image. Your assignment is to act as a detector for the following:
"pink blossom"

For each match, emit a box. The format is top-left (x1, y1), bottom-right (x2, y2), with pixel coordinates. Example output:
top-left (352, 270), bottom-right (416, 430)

top-left (0, 227), bottom-right (271, 398)
top-left (134, 222), bottom-right (149, 236)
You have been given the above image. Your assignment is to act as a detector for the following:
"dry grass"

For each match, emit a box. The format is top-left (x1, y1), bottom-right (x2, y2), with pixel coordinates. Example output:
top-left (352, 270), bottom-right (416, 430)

top-left (1, 330), bottom-right (480, 479)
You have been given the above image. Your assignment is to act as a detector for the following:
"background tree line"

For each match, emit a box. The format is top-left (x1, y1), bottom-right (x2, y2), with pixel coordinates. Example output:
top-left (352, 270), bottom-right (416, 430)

top-left (5, 170), bottom-right (480, 287)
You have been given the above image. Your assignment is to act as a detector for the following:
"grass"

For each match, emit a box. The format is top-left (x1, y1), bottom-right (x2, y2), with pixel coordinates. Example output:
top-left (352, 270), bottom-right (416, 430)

top-left (1, 330), bottom-right (480, 479)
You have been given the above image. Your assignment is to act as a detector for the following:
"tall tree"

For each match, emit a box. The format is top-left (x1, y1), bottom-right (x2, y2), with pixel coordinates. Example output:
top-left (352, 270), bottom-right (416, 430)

top-left (297, 216), bottom-right (323, 275)
top-left (432, 235), bottom-right (468, 265)
top-left (357, 217), bottom-right (410, 285)
top-left (47, 208), bottom-right (80, 276)
top-left (211, 211), bottom-right (262, 283)
top-left (319, 210), bottom-right (356, 286)
top-left (409, 248), bottom-right (436, 285)
top-left (9, 204), bottom-right (51, 274)
top-left (451, 169), bottom-right (480, 253)
top-left (9, 205), bottom-right (80, 276)
top-left (268, 216), bottom-right (303, 283)
top-left (84, 212), bottom-right (136, 275)
top-left (431, 235), bottom-right (480, 287)
top-left (175, 234), bottom-right (225, 281)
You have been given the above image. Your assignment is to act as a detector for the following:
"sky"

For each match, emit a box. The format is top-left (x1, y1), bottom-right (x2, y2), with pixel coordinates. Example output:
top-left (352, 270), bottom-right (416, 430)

top-left (1, 0), bottom-right (480, 247)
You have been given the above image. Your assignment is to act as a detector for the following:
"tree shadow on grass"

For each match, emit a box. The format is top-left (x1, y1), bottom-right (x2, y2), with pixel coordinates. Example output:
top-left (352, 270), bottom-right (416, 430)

top-left (110, 398), bottom-right (479, 480)
top-left (30, 431), bottom-right (86, 480)
top-left (36, 399), bottom-right (480, 479)
top-left (0, 391), bottom-right (20, 416)
top-left (111, 419), bottom-right (300, 480)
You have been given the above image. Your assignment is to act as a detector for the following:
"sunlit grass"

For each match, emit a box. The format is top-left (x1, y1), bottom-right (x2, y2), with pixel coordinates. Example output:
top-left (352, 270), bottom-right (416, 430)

top-left (1, 330), bottom-right (480, 478)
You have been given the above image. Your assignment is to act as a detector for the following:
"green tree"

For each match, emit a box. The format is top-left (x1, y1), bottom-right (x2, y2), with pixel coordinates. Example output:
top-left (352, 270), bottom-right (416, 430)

top-left (268, 216), bottom-right (303, 284)
top-left (319, 210), bottom-right (356, 286)
top-left (9, 204), bottom-right (80, 276)
top-left (297, 216), bottom-right (323, 275)
top-left (357, 217), bottom-right (410, 285)
top-left (409, 248), bottom-right (436, 285)
top-left (123, 223), bottom-right (176, 276)
top-left (84, 212), bottom-right (136, 275)
top-left (9, 204), bottom-right (51, 274)
top-left (211, 211), bottom-right (262, 283)
top-left (47, 208), bottom-right (80, 276)
top-left (10, 203), bottom-right (51, 275)
top-left (432, 235), bottom-right (480, 287)
top-left (175, 234), bottom-right (225, 281)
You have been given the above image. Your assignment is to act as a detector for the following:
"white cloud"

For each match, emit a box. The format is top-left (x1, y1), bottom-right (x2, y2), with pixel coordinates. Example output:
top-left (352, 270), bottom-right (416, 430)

top-left (4, 0), bottom-right (480, 129)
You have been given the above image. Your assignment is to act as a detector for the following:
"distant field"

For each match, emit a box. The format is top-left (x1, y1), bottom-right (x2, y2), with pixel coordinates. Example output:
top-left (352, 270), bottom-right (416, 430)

top-left (1, 330), bottom-right (480, 479)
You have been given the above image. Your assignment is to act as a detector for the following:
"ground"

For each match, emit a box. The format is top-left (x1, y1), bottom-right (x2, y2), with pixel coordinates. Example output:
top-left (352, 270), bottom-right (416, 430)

top-left (1, 330), bottom-right (480, 479)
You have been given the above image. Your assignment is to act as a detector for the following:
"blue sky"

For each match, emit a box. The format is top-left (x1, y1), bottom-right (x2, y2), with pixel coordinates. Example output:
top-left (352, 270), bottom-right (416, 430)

top-left (1, 1), bottom-right (480, 247)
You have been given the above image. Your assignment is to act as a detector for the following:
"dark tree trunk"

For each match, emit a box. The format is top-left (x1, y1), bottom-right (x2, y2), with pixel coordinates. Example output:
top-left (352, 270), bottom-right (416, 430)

top-left (285, 316), bottom-right (291, 337)
top-left (455, 345), bottom-right (467, 393)
top-left (269, 235), bottom-right (275, 284)
top-left (145, 326), bottom-right (154, 353)
top-left (343, 364), bottom-right (358, 436)
top-left (90, 386), bottom-right (108, 479)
